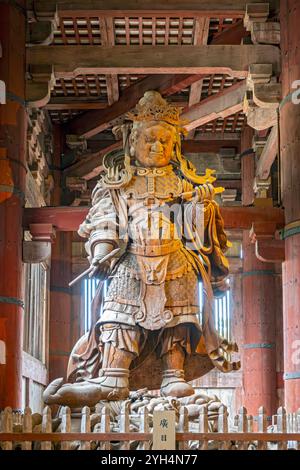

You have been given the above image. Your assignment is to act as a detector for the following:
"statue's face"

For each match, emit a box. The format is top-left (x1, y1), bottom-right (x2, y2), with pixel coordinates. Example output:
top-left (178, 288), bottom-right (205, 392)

top-left (133, 121), bottom-right (175, 167)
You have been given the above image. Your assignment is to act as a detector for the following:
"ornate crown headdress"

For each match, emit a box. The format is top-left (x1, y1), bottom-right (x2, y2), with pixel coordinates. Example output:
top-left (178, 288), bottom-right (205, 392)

top-left (127, 90), bottom-right (187, 127)
top-left (102, 90), bottom-right (217, 189)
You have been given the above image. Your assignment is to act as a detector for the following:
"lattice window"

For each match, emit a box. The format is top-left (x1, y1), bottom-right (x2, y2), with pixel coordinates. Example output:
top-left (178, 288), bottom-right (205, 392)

top-left (23, 263), bottom-right (49, 362)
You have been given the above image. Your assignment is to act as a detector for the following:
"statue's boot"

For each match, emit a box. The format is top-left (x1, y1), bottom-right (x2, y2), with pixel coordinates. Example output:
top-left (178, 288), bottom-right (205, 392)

top-left (43, 344), bottom-right (134, 407)
top-left (160, 344), bottom-right (194, 398)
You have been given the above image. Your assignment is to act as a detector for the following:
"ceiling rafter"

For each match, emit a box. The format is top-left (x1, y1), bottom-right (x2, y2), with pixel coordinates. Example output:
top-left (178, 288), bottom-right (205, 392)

top-left (99, 16), bottom-right (119, 105)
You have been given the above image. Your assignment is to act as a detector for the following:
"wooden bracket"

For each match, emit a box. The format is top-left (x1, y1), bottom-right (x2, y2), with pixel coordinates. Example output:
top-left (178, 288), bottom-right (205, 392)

top-left (23, 240), bottom-right (52, 263)
top-left (251, 22), bottom-right (280, 45)
top-left (26, 65), bottom-right (55, 108)
top-left (26, 4), bottom-right (58, 45)
top-left (244, 3), bottom-right (280, 45)
top-left (29, 223), bottom-right (56, 242)
top-left (250, 222), bottom-right (285, 263)
top-left (244, 3), bottom-right (269, 31)
top-left (23, 223), bottom-right (56, 263)
top-left (243, 64), bottom-right (280, 130)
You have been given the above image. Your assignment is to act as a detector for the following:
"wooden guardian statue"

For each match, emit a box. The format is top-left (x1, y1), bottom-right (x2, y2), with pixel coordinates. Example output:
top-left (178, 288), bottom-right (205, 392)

top-left (43, 91), bottom-right (240, 407)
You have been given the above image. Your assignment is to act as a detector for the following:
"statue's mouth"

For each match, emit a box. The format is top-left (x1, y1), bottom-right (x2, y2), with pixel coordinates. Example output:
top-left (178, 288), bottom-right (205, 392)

top-left (150, 151), bottom-right (164, 158)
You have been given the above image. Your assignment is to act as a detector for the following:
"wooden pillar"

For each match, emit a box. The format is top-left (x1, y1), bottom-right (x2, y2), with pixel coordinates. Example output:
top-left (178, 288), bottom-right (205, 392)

top-left (275, 271), bottom-right (284, 407)
top-left (240, 127), bottom-right (277, 418)
top-left (49, 125), bottom-right (73, 381)
top-left (280, 0), bottom-right (300, 412)
top-left (242, 233), bottom-right (277, 419)
top-left (229, 270), bottom-right (244, 412)
top-left (0, 1), bottom-right (26, 409)
top-left (241, 126), bottom-right (255, 206)
top-left (49, 232), bottom-right (73, 381)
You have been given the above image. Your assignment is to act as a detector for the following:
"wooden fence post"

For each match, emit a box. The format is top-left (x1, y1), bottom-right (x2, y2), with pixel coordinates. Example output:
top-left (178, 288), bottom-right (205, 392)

top-left (198, 406), bottom-right (208, 450)
top-left (296, 408), bottom-right (300, 450)
top-left (277, 407), bottom-right (287, 450)
top-left (41, 406), bottom-right (52, 451)
top-left (22, 407), bottom-right (32, 451)
top-left (247, 415), bottom-right (253, 433)
top-left (1, 407), bottom-right (13, 450)
top-left (218, 405), bottom-right (228, 450)
top-left (80, 406), bottom-right (91, 450)
top-left (99, 405), bottom-right (111, 451)
top-left (138, 407), bottom-right (150, 451)
top-left (238, 406), bottom-right (248, 450)
top-left (61, 406), bottom-right (71, 451)
top-left (178, 406), bottom-right (189, 450)
top-left (119, 401), bottom-right (130, 450)
top-left (257, 406), bottom-right (267, 450)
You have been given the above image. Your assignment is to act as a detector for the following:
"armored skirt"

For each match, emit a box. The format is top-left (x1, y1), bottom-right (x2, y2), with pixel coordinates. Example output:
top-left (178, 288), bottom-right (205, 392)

top-left (99, 243), bottom-right (203, 359)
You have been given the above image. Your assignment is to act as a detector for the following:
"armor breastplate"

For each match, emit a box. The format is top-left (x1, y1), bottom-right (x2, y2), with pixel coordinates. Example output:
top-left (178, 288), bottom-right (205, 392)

top-left (115, 166), bottom-right (195, 330)
top-left (120, 166), bottom-right (193, 249)
top-left (120, 165), bottom-right (184, 201)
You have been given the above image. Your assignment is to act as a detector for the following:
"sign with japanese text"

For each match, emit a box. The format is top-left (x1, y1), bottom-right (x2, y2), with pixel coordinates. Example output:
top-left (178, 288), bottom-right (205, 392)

top-left (152, 410), bottom-right (176, 450)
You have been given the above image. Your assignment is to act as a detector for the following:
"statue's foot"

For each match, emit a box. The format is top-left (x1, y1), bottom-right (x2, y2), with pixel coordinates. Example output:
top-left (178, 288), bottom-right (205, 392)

top-left (43, 368), bottom-right (130, 407)
top-left (160, 369), bottom-right (194, 398)
top-left (43, 378), bottom-right (65, 404)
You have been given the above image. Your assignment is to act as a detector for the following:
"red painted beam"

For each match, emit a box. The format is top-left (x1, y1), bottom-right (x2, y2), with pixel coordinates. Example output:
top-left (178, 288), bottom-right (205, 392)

top-left (23, 206), bottom-right (285, 232)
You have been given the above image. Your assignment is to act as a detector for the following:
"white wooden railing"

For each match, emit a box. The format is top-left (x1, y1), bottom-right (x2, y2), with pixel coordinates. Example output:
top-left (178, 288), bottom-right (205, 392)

top-left (0, 404), bottom-right (300, 450)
